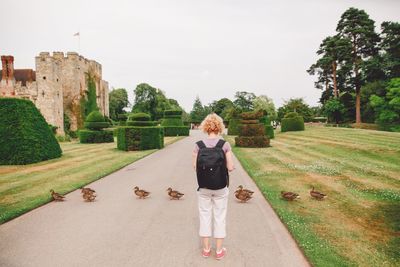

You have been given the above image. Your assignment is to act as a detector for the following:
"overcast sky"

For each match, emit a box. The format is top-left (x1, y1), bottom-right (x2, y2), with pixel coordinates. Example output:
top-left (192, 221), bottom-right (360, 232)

top-left (2, 0), bottom-right (399, 111)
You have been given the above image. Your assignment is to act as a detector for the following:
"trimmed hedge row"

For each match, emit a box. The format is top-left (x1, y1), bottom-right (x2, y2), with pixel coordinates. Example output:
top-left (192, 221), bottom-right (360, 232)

top-left (0, 98), bottom-right (62, 165)
top-left (117, 126), bottom-right (164, 151)
top-left (129, 113), bottom-right (151, 121)
top-left (281, 112), bottom-right (305, 132)
top-left (79, 130), bottom-right (114, 143)
top-left (235, 136), bottom-right (270, 147)
top-left (127, 121), bottom-right (158, 126)
top-left (164, 110), bottom-right (183, 116)
top-left (227, 118), bottom-right (240, 135)
top-left (164, 126), bottom-right (190, 136)
top-left (84, 121), bottom-right (110, 130)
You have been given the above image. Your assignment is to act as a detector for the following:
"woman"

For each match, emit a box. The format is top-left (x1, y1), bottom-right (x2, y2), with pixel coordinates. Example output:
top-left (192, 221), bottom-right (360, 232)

top-left (192, 113), bottom-right (235, 260)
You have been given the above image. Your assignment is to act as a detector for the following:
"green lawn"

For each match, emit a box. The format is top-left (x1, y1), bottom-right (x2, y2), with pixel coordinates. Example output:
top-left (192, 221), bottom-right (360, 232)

top-left (0, 136), bottom-right (183, 224)
top-left (227, 126), bottom-right (400, 267)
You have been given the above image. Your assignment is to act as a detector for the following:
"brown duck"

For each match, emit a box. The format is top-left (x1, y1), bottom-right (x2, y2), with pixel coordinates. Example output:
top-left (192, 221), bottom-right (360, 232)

top-left (310, 186), bottom-right (327, 200)
top-left (82, 192), bottom-right (96, 202)
top-left (235, 190), bottom-right (252, 202)
top-left (167, 187), bottom-right (184, 200)
top-left (281, 191), bottom-right (300, 201)
top-left (50, 189), bottom-right (65, 201)
top-left (81, 187), bottom-right (96, 194)
top-left (133, 186), bottom-right (150, 199)
top-left (237, 185), bottom-right (254, 196)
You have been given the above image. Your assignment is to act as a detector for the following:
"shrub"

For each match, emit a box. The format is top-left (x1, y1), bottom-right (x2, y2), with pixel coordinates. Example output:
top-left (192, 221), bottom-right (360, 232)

top-left (281, 115), bottom-right (305, 132)
top-left (259, 115), bottom-right (275, 139)
top-left (164, 126), bottom-right (190, 136)
top-left (164, 110), bottom-right (183, 116)
top-left (68, 131), bottom-right (78, 139)
top-left (128, 113), bottom-right (151, 121)
top-left (117, 113), bottom-right (128, 122)
top-left (56, 134), bottom-right (71, 142)
top-left (117, 126), bottom-right (164, 151)
top-left (84, 111), bottom-right (110, 130)
top-left (235, 136), bottom-right (270, 147)
top-left (79, 130), bottom-right (114, 143)
top-left (240, 110), bottom-right (264, 120)
top-left (86, 110), bottom-right (105, 122)
top-left (127, 121), bottom-right (158, 126)
top-left (161, 109), bottom-right (189, 136)
top-left (0, 98), bottom-right (62, 165)
top-left (228, 118), bottom-right (240, 135)
top-left (238, 124), bottom-right (265, 136)
top-left (48, 124), bottom-right (58, 134)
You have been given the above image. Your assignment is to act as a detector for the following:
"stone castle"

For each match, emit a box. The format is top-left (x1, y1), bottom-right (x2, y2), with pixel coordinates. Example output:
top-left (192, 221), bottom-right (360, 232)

top-left (0, 52), bottom-right (109, 134)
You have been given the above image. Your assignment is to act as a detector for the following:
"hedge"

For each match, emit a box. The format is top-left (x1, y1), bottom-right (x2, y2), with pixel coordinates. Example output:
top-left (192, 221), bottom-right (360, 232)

top-left (127, 121), bottom-right (159, 126)
top-left (161, 118), bottom-right (184, 127)
top-left (128, 113), bottom-right (151, 121)
top-left (117, 126), bottom-right (164, 151)
top-left (238, 124), bottom-right (265, 136)
top-left (79, 130), bottom-right (114, 143)
top-left (117, 113), bottom-right (128, 121)
top-left (86, 111), bottom-right (106, 122)
top-left (84, 121), bottom-right (110, 130)
top-left (227, 118), bottom-right (240, 135)
top-left (259, 115), bottom-right (275, 139)
top-left (164, 110), bottom-right (183, 116)
top-left (164, 126), bottom-right (190, 136)
top-left (0, 98), bottom-right (62, 165)
top-left (235, 136), bottom-right (270, 147)
top-left (281, 116), bottom-right (305, 132)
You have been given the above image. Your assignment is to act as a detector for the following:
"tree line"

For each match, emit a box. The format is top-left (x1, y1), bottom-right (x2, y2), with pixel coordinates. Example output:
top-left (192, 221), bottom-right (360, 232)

top-left (308, 7), bottom-right (400, 130)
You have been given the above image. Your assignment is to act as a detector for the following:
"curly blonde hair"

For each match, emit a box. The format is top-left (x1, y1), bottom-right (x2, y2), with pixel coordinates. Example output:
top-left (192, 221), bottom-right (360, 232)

top-left (200, 113), bottom-right (225, 135)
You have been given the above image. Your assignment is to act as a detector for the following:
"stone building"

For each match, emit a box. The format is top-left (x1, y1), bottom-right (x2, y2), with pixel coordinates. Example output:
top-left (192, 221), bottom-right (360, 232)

top-left (0, 52), bottom-right (109, 134)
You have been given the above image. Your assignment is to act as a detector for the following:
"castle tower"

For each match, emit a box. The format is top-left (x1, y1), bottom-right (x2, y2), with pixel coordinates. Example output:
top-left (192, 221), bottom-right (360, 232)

top-left (34, 52), bottom-right (64, 134)
top-left (0, 55), bottom-right (16, 96)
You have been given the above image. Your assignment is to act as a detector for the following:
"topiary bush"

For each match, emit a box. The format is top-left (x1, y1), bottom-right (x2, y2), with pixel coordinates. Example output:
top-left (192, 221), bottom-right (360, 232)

top-left (259, 115), bottom-right (275, 139)
top-left (281, 112), bottom-right (305, 132)
top-left (117, 126), bottom-right (164, 150)
top-left (79, 130), bottom-right (114, 143)
top-left (235, 111), bottom-right (269, 148)
top-left (0, 98), bottom-right (62, 165)
top-left (161, 109), bottom-right (189, 136)
top-left (128, 113), bottom-right (151, 121)
top-left (227, 118), bottom-right (240, 135)
top-left (80, 111), bottom-right (113, 143)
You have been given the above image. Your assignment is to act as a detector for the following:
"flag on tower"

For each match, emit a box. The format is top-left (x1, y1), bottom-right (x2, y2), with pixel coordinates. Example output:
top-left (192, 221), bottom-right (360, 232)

top-left (73, 32), bottom-right (80, 37)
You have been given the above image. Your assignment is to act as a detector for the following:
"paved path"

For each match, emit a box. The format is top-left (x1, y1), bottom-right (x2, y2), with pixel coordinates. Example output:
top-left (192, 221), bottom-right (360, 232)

top-left (0, 131), bottom-right (309, 267)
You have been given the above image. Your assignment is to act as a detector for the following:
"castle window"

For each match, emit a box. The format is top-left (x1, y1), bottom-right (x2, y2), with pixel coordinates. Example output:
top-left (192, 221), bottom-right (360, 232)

top-left (43, 76), bottom-right (46, 80)
top-left (57, 92), bottom-right (59, 97)
top-left (56, 78), bottom-right (59, 82)
top-left (42, 91), bottom-right (45, 97)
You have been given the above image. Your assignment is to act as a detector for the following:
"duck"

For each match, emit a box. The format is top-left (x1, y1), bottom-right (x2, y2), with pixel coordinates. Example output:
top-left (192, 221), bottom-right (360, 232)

top-left (235, 190), bottom-right (252, 202)
top-left (50, 189), bottom-right (65, 201)
top-left (167, 187), bottom-right (185, 200)
top-left (133, 186), bottom-right (150, 199)
top-left (81, 187), bottom-right (96, 194)
top-left (281, 191), bottom-right (300, 201)
top-left (82, 191), bottom-right (96, 202)
top-left (236, 185), bottom-right (254, 196)
top-left (310, 186), bottom-right (327, 200)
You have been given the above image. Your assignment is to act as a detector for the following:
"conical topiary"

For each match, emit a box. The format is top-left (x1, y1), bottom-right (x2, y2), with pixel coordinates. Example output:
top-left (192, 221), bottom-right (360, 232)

top-left (0, 98), bottom-right (62, 164)
top-left (80, 111), bottom-right (113, 143)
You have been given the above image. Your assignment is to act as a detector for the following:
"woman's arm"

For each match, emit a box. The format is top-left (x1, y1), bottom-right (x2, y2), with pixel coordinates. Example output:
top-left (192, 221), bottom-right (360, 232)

top-left (225, 151), bottom-right (235, 172)
top-left (192, 152), bottom-right (197, 170)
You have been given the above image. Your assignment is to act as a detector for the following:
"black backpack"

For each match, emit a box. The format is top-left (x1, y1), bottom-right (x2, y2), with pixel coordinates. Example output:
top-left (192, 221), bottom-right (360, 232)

top-left (196, 139), bottom-right (229, 190)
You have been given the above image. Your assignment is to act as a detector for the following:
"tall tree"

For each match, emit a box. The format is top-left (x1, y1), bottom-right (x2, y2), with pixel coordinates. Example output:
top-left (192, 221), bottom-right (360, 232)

top-left (336, 7), bottom-right (380, 123)
top-left (190, 96), bottom-right (207, 122)
top-left (381, 21), bottom-right (400, 78)
top-left (233, 91), bottom-right (256, 111)
top-left (211, 98), bottom-right (234, 117)
top-left (109, 88), bottom-right (129, 120)
top-left (277, 98), bottom-right (314, 122)
top-left (253, 95), bottom-right (277, 120)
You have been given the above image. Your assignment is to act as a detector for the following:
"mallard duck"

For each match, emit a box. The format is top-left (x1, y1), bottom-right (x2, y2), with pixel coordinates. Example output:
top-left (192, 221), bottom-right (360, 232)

top-left (281, 191), bottom-right (300, 201)
top-left (166, 187), bottom-right (184, 200)
top-left (310, 186), bottom-right (327, 200)
top-left (82, 191), bottom-right (96, 202)
top-left (81, 187), bottom-right (96, 194)
top-left (236, 185), bottom-right (254, 196)
top-left (50, 189), bottom-right (65, 201)
top-left (235, 190), bottom-right (252, 202)
top-left (133, 186), bottom-right (150, 199)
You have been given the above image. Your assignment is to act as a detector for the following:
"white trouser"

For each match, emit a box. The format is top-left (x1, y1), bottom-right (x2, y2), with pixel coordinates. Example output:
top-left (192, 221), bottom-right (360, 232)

top-left (197, 187), bottom-right (229, 238)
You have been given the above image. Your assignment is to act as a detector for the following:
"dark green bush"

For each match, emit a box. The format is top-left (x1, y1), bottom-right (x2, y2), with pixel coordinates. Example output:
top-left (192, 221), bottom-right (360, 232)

top-left (48, 124), bottom-right (58, 134)
top-left (161, 118), bottom-right (184, 127)
top-left (235, 136), bottom-right (270, 147)
top-left (265, 125), bottom-right (275, 139)
top-left (127, 121), bottom-right (158, 126)
top-left (117, 126), bottom-right (164, 151)
top-left (238, 124), bottom-right (265, 136)
top-left (164, 126), bottom-right (190, 136)
top-left (128, 113), bottom-right (151, 121)
top-left (284, 112), bottom-right (300, 119)
top-left (0, 98), bottom-right (62, 165)
top-left (117, 113), bottom-right (128, 121)
top-left (164, 110), bottom-right (183, 116)
top-left (69, 131), bottom-right (78, 139)
top-left (79, 130), bottom-right (114, 143)
top-left (119, 121), bottom-right (127, 126)
top-left (281, 116), bottom-right (305, 132)
top-left (228, 118), bottom-right (240, 135)
top-left (240, 110), bottom-right (263, 120)
top-left (86, 111), bottom-right (105, 122)
top-left (84, 121), bottom-right (110, 130)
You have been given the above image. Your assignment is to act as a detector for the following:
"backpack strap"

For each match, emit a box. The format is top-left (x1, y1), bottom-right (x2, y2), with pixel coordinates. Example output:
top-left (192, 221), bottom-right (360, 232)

top-left (216, 139), bottom-right (226, 148)
top-left (196, 141), bottom-right (206, 149)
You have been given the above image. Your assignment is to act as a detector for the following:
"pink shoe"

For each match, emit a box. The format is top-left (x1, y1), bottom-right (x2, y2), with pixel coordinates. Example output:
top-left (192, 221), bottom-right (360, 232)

top-left (215, 248), bottom-right (226, 260)
top-left (202, 248), bottom-right (211, 258)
